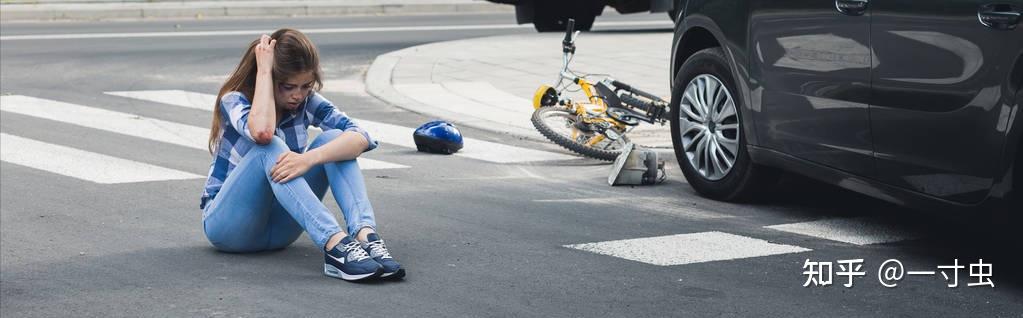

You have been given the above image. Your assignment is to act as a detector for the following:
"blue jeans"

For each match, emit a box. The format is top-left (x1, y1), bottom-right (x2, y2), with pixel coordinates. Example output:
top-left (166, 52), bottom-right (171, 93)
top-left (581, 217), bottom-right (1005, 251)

top-left (202, 129), bottom-right (377, 253)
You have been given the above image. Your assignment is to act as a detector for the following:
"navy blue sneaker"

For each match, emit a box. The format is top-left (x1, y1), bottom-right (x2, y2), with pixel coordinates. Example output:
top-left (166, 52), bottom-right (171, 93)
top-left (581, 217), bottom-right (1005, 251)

top-left (361, 233), bottom-right (405, 279)
top-left (324, 236), bottom-right (383, 281)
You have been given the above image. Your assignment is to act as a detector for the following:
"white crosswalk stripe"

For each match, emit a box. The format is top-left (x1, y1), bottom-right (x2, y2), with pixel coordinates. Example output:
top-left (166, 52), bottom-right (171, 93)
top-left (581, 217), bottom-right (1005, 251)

top-left (0, 133), bottom-right (203, 184)
top-left (105, 90), bottom-right (215, 111)
top-left (764, 217), bottom-right (919, 245)
top-left (105, 90), bottom-right (579, 163)
top-left (564, 231), bottom-right (811, 266)
top-left (0, 95), bottom-right (407, 171)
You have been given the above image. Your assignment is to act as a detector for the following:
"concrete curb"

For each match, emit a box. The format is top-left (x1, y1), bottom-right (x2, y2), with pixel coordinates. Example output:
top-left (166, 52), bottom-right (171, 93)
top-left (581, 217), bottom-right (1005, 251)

top-left (1, 1), bottom-right (512, 21)
top-left (364, 30), bottom-right (676, 148)
top-left (365, 43), bottom-right (548, 142)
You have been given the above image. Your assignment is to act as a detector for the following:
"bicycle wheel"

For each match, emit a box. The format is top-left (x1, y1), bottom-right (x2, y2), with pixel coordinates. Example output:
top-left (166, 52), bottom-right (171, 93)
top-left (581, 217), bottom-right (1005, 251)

top-left (531, 106), bottom-right (628, 161)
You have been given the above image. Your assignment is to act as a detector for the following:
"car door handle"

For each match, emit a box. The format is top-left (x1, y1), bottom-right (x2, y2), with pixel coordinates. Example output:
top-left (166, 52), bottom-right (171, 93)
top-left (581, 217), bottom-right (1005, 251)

top-left (836, 0), bottom-right (868, 16)
top-left (978, 4), bottom-right (1021, 30)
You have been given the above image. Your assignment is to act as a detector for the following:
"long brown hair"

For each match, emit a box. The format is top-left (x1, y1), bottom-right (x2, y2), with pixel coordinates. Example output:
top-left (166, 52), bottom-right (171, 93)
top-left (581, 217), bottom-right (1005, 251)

top-left (208, 28), bottom-right (324, 153)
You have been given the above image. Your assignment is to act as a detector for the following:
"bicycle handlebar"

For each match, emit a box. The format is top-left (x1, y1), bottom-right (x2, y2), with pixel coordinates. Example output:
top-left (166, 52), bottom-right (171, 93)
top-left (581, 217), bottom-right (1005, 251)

top-left (563, 19), bottom-right (576, 47)
top-left (562, 21), bottom-right (577, 54)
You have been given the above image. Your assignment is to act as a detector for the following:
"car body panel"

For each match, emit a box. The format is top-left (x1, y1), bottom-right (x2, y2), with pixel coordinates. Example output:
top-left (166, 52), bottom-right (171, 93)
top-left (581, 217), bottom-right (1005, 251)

top-left (869, 0), bottom-right (1023, 203)
top-left (672, 0), bottom-right (1023, 211)
top-left (486, 0), bottom-right (677, 24)
top-left (748, 0), bottom-right (876, 177)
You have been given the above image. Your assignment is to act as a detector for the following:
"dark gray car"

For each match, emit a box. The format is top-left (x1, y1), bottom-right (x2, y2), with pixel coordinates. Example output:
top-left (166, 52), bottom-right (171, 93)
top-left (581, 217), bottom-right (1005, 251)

top-left (669, 0), bottom-right (1022, 214)
top-left (487, 0), bottom-right (678, 31)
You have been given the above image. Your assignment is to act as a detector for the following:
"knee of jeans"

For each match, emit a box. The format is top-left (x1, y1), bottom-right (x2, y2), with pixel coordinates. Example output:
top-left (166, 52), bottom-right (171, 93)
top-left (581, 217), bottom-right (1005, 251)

top-left (266, 232), bottom-right (301, 251)
top-left (251, 135), bottom-right (289, 155)
top-left (308, 129), bottom-right (345, 150)
top-left (205, 230), bottom-right (266, 253)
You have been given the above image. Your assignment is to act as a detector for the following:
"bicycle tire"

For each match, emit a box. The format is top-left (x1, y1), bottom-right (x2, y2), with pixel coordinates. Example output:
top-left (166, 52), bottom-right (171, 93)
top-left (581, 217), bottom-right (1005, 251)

top-left (531, 106), bottom-right (626, 161)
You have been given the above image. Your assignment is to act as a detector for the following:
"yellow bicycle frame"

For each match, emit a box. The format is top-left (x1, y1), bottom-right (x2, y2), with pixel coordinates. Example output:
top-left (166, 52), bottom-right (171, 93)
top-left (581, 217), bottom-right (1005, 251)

top-left (554, 78), bottom-right (629, 146)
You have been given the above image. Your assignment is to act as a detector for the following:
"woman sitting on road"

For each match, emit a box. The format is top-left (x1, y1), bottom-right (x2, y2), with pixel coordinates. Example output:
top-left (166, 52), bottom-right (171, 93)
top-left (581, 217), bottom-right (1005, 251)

top-left (199, 28), bottom-right (403, 282)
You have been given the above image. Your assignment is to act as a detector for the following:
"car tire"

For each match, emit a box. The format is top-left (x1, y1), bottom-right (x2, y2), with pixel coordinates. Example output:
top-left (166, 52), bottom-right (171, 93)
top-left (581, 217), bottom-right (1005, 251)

top-left (532, 1), bottom-right (596, 32)
top-left (670, 47), bottom-right (779, 202)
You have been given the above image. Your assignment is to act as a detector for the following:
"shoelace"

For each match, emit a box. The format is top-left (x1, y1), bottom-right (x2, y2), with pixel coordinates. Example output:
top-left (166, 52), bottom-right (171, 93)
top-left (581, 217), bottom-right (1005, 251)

top-left (366, 240), bottom-right (393, 259)
top-left (343, 241), bottom-right (371, 262)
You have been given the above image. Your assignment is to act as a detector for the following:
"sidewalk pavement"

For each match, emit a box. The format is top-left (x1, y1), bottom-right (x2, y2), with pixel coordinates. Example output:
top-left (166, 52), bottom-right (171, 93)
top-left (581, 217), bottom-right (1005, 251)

top-left (365, 30), bottom-right (675, 148)
top-left (0, 0), bottom-right (509, 21)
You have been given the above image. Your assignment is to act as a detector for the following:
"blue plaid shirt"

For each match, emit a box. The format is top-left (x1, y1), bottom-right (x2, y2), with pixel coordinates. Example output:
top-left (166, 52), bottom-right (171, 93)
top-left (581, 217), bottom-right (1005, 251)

top-left (200, 91), bottom-right (378, 210)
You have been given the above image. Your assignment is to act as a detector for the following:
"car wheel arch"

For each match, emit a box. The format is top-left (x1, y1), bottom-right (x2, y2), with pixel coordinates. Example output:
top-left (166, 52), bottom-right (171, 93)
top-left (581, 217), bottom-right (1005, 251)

top-left (672, 18), bottom-right (761, 149)
top-left (671, 25), bottom-right (720, 82)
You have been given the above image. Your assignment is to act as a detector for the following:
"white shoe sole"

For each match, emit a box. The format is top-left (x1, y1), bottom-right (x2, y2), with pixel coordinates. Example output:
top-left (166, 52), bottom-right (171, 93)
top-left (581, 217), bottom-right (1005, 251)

top-left (324, 264), bottom-right (381, 281)
top-left (380, 268), bottom-right (406, 279)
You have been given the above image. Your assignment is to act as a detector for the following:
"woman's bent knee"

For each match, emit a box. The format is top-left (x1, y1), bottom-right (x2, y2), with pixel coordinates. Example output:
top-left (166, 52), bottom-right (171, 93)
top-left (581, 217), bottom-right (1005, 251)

top-left (206, 235), bottom-right (268, 253)
top-left (309, 129), bottom-right (344, 150)
top-left (253, 135), bottom-right (289, 151)
top-left (204, 223), bottom-right (268, 253)
top-left (248, 136), bottom-right (290, 158)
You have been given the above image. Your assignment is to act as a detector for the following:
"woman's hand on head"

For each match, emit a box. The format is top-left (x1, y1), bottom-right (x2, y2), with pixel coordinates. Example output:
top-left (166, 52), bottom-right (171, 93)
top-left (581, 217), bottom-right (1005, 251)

top-left (255, 34), bottom-right (276, 74)
top-left (270, 151), bottom-right (316, 183)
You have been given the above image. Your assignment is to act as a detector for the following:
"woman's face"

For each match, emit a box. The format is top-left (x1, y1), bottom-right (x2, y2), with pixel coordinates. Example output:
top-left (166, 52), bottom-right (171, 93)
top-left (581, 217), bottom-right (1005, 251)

top-left (275, 71), bottom-right (315, 112)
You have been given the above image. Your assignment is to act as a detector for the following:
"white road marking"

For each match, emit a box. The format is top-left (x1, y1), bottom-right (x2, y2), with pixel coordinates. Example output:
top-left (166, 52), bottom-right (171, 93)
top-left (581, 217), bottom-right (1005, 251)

top-left (439, 81), bottom-right (533, 114)
top-left (0, 21), bottom-right (672, 41)
top-left (565, 231), bottom-right (811, 266)
top-left (109, 90), bottom-right (578, 163)
top-left (105, 90), bottom-right (216, 111)
top-left (2, 95), bottom-right (208, 149)
top-left (0, 133), bottom-right (203, 184)
top-left (357, 117), bottom-right (576, 163)
top-left (394, 83), bottom-right (538, 134)
top-left (764, 217), bottom-right (919, 245)
top-left (321, 78), bottom-right (369, 96)
top-left (0, 95), bottom-right (405, 170)
top-left (534, 197), bottom-right (731, 220)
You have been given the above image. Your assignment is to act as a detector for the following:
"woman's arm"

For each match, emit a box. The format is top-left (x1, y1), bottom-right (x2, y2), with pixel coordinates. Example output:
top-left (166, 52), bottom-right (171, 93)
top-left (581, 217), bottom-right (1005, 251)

top-left (268, 94), bottom-right (379, 183)
top-left (307, 132), bottom-right (369, 163)
top-left (270, 132), bottom-right (367, 183)
top-left (248, 34), bottom-right (277, 144)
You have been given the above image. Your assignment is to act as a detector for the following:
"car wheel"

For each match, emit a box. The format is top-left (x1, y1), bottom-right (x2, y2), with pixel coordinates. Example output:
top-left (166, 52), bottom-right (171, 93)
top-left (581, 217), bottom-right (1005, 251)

top-left (670, 47), bottom-right (779, 201)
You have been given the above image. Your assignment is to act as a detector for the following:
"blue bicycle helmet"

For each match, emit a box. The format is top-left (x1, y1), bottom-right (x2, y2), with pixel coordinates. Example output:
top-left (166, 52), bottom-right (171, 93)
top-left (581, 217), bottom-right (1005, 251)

top-left (413, 120), bottom-right (463, 154)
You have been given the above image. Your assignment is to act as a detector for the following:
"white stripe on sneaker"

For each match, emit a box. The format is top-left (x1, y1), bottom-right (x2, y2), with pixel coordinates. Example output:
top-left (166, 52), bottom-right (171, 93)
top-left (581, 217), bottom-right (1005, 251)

top-left (0, 95), bottom-right (405, 170)
top-left (564, 231), bottom-right (811, 266)
top-left (0, 133), bottom-right (203, 184)
top-left (108, 90), bottom-right (578, 163)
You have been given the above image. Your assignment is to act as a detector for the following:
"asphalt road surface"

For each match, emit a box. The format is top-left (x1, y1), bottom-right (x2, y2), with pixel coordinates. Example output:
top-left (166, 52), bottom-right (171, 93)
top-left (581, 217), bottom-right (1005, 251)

top-left (2, 12), bottom-right (1022, 317)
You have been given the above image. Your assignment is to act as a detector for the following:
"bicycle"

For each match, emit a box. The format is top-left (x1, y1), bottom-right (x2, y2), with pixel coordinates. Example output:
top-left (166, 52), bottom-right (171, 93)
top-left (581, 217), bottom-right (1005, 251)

top-left (530, 19), bottom-right (671, 161)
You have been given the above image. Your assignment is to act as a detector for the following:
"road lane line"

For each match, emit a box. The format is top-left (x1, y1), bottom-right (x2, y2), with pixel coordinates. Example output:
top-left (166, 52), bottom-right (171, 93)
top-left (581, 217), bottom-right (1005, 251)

top-left (2, 95), bottom-right (207, 149)
top-left (108, 90), bottom-right (579, 163)
top-left (564, 231), bottom-right (811, 266)
top-left (357, 117), bottom-right (577, 163)
top-left (764, 217), bottom-right (920, 245)
top-left (534, 197), bottom-right (731, 220)
top-left (0, 95), bottom-right (406, 170)
top-left (106, 90), bottom-right (216, 111)
top-left (0, 133), bottom-right (203, 184)
top-left (0, 21), bottom-right (672, 41)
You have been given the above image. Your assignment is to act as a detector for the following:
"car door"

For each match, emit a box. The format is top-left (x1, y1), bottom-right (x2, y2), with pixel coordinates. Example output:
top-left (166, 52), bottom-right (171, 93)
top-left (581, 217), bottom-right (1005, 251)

top-left (749, 0), bottom-right (876, 177)
top-left (869, 0), bottom-right (1023, 203)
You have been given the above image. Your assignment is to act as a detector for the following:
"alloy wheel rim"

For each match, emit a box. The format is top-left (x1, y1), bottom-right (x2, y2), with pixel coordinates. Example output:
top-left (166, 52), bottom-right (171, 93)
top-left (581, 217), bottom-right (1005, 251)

top-left (678, 74), bottom-right (740, 181)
